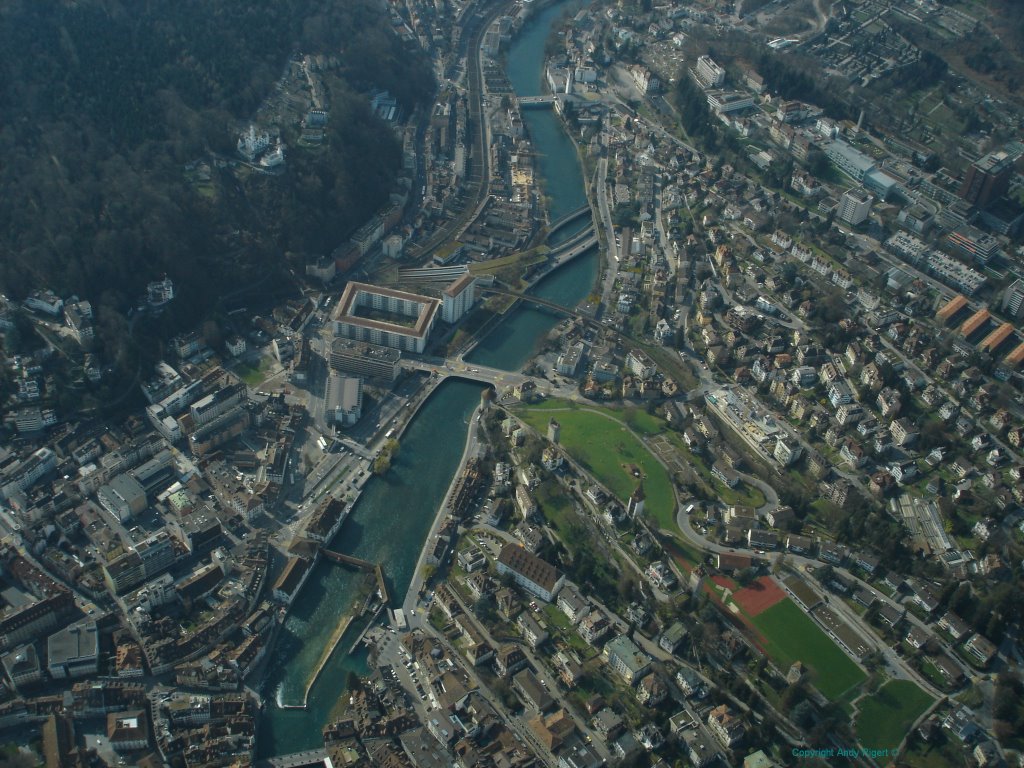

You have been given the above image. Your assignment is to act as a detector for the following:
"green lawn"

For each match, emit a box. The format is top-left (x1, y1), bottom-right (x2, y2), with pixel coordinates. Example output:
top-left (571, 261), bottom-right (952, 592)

top-left (535, 479), bottom-right (579, 543)
top-left (234, 355), bottom-right (270, 386)
top-left (520, 399), bottom-right (665, 437)
top-left (517, 404), bottom-right (675, 524)
top-left (855, 680), bottom-right (934, 753)
top-left (663, 431), bottom-right (766, 508)
top-left (619, 407), bottom-right (666, 437)
top-left (751, 599), bottom-right (866, 700)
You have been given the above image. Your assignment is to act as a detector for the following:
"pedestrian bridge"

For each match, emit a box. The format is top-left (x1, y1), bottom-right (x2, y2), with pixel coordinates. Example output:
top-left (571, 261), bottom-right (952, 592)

top-left (320, 547), bottom-right (390, 605)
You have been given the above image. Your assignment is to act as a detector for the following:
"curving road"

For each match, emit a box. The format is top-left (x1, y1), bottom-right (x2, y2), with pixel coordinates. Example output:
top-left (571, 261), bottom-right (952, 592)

top-left (673, 505), bottom-right (955, 700)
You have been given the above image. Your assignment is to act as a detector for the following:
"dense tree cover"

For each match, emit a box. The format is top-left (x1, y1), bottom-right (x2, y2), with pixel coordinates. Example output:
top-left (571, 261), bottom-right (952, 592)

top-left (0, 0), bottom-right (433, 322)
top-left (752, 51), bottom-right (850, 120)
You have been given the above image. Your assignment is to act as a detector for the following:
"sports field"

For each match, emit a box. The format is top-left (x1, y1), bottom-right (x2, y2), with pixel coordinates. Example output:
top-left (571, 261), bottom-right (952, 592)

top-left (732, 576), bottom-right (786, 616)
top-left (711, 574), bottom-right (738, 591)
top-left (855, 680), bottom-right (933, 752)
top-left (517, 405), bottom-right (675, 524)
top-left (751, 598), bottom-right (866, 700)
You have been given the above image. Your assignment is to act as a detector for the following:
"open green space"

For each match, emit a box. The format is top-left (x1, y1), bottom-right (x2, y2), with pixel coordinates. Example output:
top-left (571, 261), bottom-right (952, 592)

top-left (855, 680), bottom-right (933, 753)
top-left (751, 599), bottom-right (866, 700)
top-left (235, 357), bottom-right (269, 386)
top-left (516, 403), bottom-right (675, 525)
top-left (516, 398), bottom-right (668, 435)
top-left (661, 430), bottom-right (767, 509)
top-left (535, 479), bottom-right (579, 542)
top-left (235, 366), bottom-right (260, 386)
top-left (900, 730), bottom-right (969, 768)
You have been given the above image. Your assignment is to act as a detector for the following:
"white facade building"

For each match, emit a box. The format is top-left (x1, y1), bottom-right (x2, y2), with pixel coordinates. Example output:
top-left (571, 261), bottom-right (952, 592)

top-left (836, 189), bottom-right (873, 225)
top-left (441, 273), bottom-right (477, 324)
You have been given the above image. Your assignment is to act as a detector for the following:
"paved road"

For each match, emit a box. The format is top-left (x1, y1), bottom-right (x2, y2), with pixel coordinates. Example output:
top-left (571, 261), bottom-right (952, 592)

top-left (595, 155), bottom-right (620, 307)
top-left (673, 506), bottom-right (955, 698)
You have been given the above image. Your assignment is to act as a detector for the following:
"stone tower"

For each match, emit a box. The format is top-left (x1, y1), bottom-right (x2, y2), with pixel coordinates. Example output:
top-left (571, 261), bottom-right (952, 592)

top-left (547, 418), bottom-right (560, 444)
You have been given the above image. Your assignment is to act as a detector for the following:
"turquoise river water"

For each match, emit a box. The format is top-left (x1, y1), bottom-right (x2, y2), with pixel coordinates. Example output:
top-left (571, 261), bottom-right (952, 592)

top-left (258, 0), bottom-right (594, 755)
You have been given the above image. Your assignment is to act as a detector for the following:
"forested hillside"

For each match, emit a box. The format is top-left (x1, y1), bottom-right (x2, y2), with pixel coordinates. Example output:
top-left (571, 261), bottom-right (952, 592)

top-left (0, 0), bottom-right (432, 318)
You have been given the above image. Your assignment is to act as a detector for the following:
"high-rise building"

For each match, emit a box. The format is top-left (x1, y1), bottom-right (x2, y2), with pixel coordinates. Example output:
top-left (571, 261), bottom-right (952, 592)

top-left (959, 150), bottom-right (1014, 208)
top-left (693, 56), bottom-right (725, 89)
top-left (441, 273), bottom-right (477, 324)
top-left (1003, 279), bottom-right (1024, 320)
top-left (836, 189), bottom-right (873, 225)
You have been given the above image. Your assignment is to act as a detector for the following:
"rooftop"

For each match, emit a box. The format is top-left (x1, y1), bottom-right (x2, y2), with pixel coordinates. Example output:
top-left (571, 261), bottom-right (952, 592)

top-left (498, 543), bottom-right (561, 592)
top-left (333, 281), bottom-right (439, 339)
top-left (47, 621), bottom-right (99, 666)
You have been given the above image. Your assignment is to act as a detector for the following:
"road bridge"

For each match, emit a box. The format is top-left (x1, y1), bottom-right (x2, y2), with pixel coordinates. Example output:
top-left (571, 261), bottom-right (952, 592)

top-left (517, 93), bottom-right (579, 109)
top-left (401, 358), bottom-right (582, 401)
top-left (545, 204), bottom-right (592, 242)
top-left (517, 94), bottom-right (556, 107)
top-left (477, 286), bottom-right (581, 316)
top-left (547, 229), bottom-right (598, 268)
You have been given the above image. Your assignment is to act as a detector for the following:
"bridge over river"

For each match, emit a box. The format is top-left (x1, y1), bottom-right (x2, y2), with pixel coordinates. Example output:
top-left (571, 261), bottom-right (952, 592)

top-left (319, 547), bottom-right (389, 605)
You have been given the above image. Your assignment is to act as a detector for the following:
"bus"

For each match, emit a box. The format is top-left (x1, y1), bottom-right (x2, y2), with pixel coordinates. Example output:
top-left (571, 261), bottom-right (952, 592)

top-left (385, 428), bottom-right (395, 439)
top-left (317, 436), bottom-right (327, 451)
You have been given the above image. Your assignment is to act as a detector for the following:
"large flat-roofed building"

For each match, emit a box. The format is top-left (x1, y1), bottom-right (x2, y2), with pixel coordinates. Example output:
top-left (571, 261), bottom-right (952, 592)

top-left (825, 140), bottom-right (875, 182)
top-left (706, 91), bottom-right (754, 114)
top-left (189, 384), bottom-right (246, 428)
top-left (329, 339), bottom-right (401, 381)
top-left (926, 252), bottom-right (987, 296)
top-left (692, 55), bottom-right (725, 88)
top-left (1, 644), bottom-right (42, 689)
top-left (47, 621), bottom-right (99, 679)
top-left (1003, 279), bottom-right (1024, 320)
top-left (332, 282), bottom-right (439, 353)
top-left (837, 189), bottom-right (873, 225)
top-left (947, 225), bottom-right (1001, 265)
top-left (97, 473), bottom-right (147, 522)
top-left (603, 635), bottom-right (651, 684)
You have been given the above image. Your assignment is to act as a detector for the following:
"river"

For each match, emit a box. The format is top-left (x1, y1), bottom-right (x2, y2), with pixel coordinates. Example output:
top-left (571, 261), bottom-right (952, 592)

top-left (466, 0), bottom-right (597, 371)
top-left (258, 0), bottom-right (594, 755)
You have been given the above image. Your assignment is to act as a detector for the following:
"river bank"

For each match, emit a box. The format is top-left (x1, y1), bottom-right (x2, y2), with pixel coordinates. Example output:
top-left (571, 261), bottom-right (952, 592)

top-left (257, 0), bottom-right (596, 756)
top-left (257, 379), bottom-right (485, 757)
top-left (403, 399), bottom-right (484, 613)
